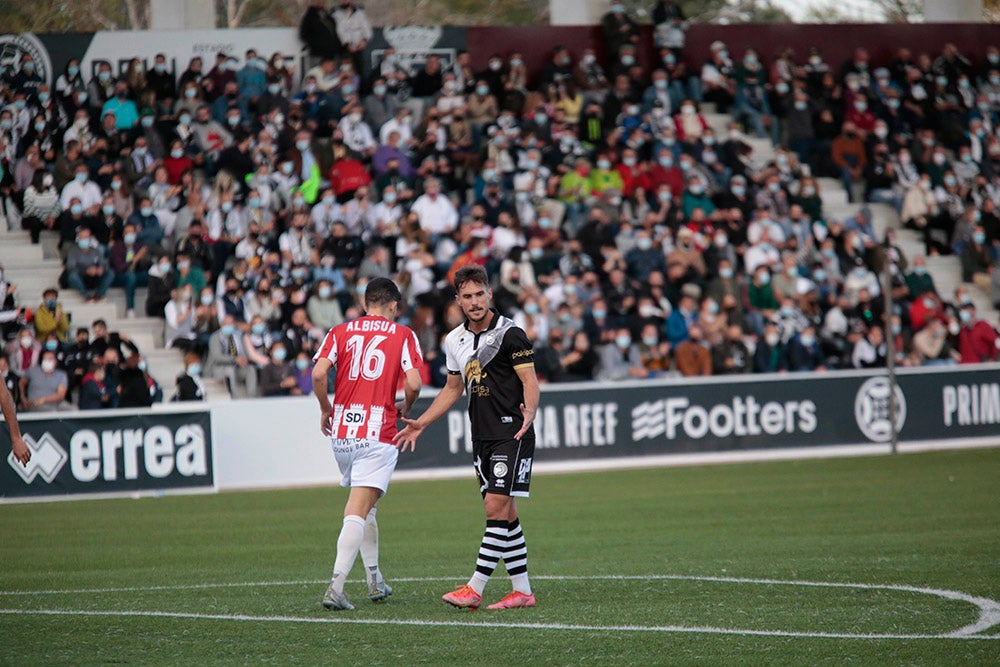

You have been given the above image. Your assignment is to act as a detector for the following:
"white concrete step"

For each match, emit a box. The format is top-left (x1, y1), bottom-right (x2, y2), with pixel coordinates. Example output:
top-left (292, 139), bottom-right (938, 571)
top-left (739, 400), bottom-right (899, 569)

top-left (703, 112), bottom-right (731, 137)
top-left (0, 243), bottom-right (44, 263)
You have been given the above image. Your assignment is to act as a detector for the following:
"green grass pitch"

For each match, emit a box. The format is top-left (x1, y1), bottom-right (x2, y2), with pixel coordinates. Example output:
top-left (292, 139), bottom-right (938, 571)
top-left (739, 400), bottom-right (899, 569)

top-left (1, 447), bottom-right (998, 665)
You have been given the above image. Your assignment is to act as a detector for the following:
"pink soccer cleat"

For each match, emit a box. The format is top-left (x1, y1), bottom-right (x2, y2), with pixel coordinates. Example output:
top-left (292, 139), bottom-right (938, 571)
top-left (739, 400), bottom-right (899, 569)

top-left (486, 591), bottom-right (537, 610)
top-left (442, 584), bottom-right (483, 609)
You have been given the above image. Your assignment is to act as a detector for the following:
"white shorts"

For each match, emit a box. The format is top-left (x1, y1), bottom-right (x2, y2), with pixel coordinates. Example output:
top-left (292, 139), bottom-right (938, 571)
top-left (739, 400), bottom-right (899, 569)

top-left (331, 438), bottom-right (399, 494)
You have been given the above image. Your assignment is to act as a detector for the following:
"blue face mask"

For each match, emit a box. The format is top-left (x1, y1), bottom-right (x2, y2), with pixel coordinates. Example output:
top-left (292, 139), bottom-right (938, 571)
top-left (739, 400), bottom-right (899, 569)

top-left (71, 205), bottom-right (84, 217)
top-left (187, 363), bottom-right (202, 377)
top-left (295, 358), bottom-right (309, 371)
top-left (273, 348), bottom-right (287, 361)
top-left (221, 325), bottom-right (235, 337)
top-left (252, 324), bottom-right (266, 335)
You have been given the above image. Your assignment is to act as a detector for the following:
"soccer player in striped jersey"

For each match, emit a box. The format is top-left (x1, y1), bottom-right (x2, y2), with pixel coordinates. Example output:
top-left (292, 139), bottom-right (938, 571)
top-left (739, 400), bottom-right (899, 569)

top-left (396, 266), bottom-right (539, 610)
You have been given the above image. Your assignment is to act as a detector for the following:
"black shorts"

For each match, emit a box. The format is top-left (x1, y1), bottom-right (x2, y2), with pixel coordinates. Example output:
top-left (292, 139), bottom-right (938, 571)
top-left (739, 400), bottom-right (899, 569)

top-left (473, 437), bottom-right (534, 498)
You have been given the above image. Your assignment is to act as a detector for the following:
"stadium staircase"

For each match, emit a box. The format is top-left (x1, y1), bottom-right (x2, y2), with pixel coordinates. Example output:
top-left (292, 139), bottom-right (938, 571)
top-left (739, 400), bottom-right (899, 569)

top-left (0, 225), bottom-right (231, 402)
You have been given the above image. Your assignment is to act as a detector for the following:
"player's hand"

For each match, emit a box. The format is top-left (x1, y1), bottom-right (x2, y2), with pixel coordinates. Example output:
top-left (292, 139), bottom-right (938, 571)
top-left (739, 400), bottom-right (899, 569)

top-left (395, 399), bottom-right (410, 419)
top-left (513, 402), bottom-right (536, 441)
top-left (393, 417), bottom-right (424, 453)
top-left (319, 410), bottom-right (333, 437)
top-left (11, 435), bottom-right (30, 466)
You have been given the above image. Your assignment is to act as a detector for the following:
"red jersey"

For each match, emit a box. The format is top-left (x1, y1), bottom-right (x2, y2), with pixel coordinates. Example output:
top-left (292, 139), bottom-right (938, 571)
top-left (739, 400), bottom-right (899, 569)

top-left (313, 315), bottom-right (423, 443)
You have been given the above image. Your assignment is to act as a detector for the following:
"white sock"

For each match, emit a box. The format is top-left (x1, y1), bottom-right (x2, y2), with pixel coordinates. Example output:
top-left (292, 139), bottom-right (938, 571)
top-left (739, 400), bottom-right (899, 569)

top-left (330, 515), bottom-right (366, 594)
top-left (359, 507), bottom-right (383, 586)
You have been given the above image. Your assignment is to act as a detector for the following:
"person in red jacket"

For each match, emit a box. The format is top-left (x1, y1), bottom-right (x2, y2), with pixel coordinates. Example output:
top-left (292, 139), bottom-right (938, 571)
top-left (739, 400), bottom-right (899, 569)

top-left (643, 146), bottom-right (684, 196)
top-left (329, 156), bottom-right (372, 200)
top-left (957, 304), bottom-right (999, 364)
top-left (614, 147), bottom-right (643, 197)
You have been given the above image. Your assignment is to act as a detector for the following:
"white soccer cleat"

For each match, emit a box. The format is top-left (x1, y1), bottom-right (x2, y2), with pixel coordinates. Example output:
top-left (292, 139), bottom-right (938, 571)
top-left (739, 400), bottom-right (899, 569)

top-left (368, 580), bottom-right (393, 602)
top-left (322, 584), bottom-right (355, 611)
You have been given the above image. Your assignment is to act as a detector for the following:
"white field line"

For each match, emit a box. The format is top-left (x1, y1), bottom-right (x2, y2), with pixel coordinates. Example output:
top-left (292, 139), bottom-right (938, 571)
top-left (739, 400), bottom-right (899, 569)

top-left (0, 607), bottom-right (997, 641)
top-left (2, 574), bottom-right (998, 640)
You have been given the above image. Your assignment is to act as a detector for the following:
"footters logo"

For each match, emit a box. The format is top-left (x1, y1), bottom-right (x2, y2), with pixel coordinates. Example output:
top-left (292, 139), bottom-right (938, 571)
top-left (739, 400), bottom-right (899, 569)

top-left (854, 377), bottom-right (907, 443)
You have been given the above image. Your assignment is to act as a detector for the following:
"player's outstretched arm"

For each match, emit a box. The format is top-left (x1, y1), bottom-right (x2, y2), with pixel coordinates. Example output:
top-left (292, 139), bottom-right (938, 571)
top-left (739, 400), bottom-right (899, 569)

top-left (311, 357), bottom-right (335, 436)
top-left (0, 380), bottom-right (29, 466)
top-left (394, 372), bottom-right (464, 451)
top-left (513, 364), bottom-right (540, 441)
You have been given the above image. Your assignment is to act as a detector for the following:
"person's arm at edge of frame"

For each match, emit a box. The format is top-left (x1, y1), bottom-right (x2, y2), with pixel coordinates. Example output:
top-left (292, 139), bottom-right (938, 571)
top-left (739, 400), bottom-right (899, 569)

top-left (513, 362), bottom-right (539, 441)
top-left (394, 371), bottom-right (464, 451)
top-left (1, 380), bottom-right (30, 465)
top-left (312, 357), bottom-right (335, 436)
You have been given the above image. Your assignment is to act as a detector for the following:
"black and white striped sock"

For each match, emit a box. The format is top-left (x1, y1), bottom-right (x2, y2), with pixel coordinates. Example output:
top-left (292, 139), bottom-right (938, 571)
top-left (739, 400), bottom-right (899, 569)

top-left (468, 519), bottom-right (507, 595)
top-left (506, 517), bottom-right (531, 595)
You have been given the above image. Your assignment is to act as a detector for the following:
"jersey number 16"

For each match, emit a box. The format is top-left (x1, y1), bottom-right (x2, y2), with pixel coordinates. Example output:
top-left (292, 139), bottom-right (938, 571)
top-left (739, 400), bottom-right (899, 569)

top-left (346, 334), bottom-right (387, 381)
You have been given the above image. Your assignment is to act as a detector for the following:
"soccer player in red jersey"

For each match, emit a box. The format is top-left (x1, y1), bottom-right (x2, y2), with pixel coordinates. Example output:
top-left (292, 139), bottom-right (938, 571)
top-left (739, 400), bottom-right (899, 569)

top-left (312, 277), bottom-right (422, 611)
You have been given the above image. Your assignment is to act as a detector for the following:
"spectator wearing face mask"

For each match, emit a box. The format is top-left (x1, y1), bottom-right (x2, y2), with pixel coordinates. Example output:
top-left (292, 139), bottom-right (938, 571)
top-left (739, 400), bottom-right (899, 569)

top-left (34, 288), bottom-right (70, 343)
top-left (173, 352), bottom-right (206, 402)
top-left (956, 304), bottom-right (998, 364)
top-left (207, 314), bottom-right (257, 398)
top-left (596, 327), bottom-right (646, 381)
top-left (260, 342), bottom-right (303, 397)
top-left (65, 227), bottom-right (114, 302)
top-left (100, 82), bottom-right (139, 130)
top-left (78, 360), bottom-right (112, 410)
top-left (602, 1), bottom-right (640, 60)
top-left (20, 349), bottom-right (71, 412)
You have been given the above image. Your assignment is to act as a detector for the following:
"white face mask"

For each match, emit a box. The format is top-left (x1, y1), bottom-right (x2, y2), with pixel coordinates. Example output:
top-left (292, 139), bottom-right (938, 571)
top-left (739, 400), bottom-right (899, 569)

top-left (41, 359), bottom-right (57, 373)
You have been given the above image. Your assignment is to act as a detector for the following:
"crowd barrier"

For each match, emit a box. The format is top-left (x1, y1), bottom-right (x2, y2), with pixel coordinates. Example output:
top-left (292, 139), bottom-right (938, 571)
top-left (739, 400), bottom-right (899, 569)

top-left (3, 364), bottom-right (998, 500)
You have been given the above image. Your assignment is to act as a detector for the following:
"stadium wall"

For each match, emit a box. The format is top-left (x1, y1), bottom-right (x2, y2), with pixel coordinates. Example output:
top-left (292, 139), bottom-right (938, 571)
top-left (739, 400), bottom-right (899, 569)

top-left (3, 364), bottom-right (999, 501)
top-left (5, 23), bottom-right (1000, 96)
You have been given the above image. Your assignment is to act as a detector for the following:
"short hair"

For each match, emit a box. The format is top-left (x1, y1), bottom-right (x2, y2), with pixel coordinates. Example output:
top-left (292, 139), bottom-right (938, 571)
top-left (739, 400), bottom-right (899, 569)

top-left (453, 265), bottom-right (489, 292)
top-left (364, 277), bottom-right (402, 308)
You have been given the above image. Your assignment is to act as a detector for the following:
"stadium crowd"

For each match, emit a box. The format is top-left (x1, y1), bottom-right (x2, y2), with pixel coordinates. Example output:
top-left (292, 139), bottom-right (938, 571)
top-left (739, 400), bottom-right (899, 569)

top-left (2, 0), bottom-right (1000, 410)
